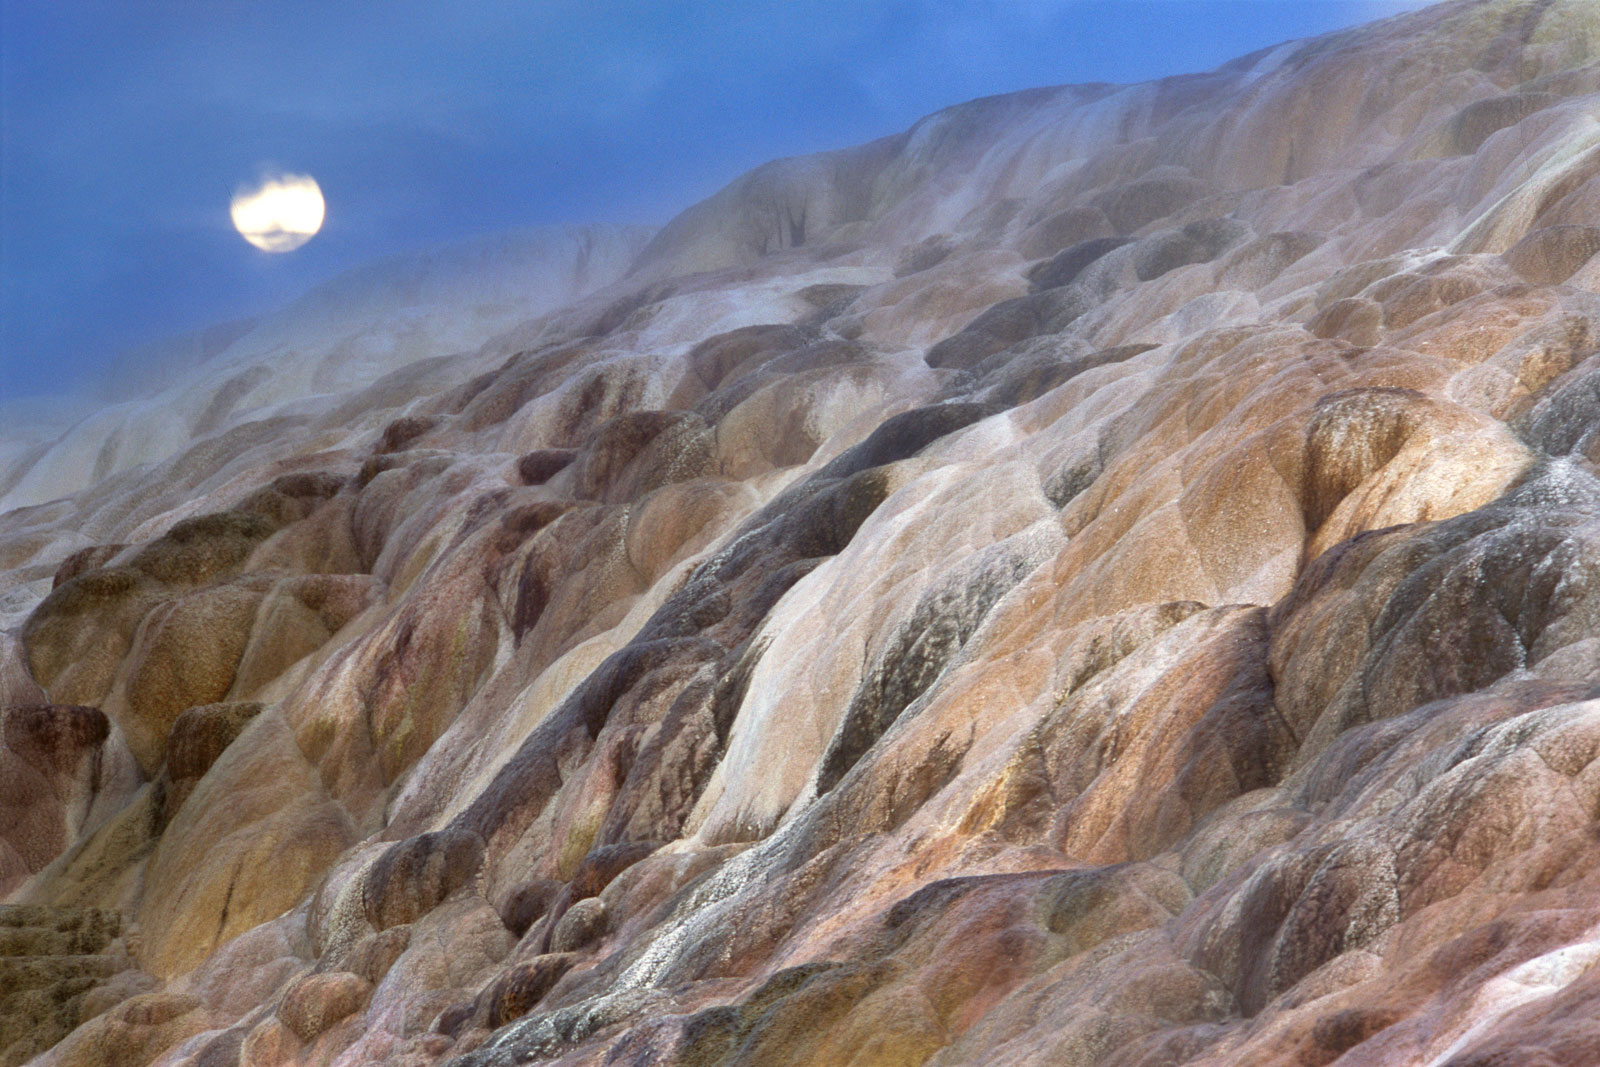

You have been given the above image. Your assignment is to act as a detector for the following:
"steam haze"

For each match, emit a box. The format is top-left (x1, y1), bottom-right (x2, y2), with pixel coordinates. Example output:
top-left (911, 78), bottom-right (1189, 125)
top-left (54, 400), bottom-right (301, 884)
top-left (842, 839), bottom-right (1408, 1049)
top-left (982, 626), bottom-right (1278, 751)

top-left (2, 0), bottom-right (1435, 400)
top-left (8, 3), bottom-right (1600, 1063)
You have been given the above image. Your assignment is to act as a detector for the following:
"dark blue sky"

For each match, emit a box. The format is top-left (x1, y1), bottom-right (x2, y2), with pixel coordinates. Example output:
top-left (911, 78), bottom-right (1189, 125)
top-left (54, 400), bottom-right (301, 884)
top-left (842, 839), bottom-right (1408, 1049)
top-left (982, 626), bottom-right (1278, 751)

top-left (1, 0), bottom-right (1434, 399)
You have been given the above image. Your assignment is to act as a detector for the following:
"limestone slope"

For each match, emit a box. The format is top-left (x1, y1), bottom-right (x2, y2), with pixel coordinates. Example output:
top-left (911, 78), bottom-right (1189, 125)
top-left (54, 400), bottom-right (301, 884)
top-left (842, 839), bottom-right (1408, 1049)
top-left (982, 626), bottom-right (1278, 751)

top-left (0, 225), bottom-right (654, 521)
top-left (2, 1), bottom-right (1600, 1065)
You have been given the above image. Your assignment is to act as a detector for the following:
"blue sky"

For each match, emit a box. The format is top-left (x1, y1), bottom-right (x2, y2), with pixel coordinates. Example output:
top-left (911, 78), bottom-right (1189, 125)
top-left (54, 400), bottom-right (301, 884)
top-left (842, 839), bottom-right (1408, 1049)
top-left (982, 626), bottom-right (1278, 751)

top-left (0, 0), bottom-right (1436, 399)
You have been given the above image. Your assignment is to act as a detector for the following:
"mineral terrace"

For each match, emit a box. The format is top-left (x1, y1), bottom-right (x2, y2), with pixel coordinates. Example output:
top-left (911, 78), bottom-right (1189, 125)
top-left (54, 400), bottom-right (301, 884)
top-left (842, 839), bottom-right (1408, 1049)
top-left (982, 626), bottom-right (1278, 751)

top-left (3, 1), bottom-right (1600, 1064)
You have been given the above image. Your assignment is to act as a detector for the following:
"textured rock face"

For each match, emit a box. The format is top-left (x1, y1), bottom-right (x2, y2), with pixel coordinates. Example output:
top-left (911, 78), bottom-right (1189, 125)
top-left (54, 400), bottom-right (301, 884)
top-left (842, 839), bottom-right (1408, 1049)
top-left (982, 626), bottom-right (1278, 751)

top-left (3, 1), bottom-right (1600, 1064)
top-left (0, 905), bottom-right (154, 1067)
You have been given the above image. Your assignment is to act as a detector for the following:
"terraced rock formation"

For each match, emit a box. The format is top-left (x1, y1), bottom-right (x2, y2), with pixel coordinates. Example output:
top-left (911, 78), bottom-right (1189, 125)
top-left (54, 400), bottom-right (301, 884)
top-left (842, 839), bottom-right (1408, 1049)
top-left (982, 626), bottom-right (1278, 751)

top-left (2, 1), bottom-right (1600, 1064)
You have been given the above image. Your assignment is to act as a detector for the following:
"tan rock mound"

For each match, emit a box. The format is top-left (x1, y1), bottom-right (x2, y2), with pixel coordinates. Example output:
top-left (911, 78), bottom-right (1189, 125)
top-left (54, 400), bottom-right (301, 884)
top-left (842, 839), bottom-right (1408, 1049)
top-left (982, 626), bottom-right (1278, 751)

top-left (4, 3), bottom-right (1600, 1066)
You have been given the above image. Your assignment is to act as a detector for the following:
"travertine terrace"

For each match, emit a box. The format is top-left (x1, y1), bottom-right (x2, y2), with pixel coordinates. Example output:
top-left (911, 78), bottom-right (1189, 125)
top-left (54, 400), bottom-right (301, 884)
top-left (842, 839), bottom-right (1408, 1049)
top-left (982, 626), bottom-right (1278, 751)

top-left (3, 1), bottom-right (1600, 1064)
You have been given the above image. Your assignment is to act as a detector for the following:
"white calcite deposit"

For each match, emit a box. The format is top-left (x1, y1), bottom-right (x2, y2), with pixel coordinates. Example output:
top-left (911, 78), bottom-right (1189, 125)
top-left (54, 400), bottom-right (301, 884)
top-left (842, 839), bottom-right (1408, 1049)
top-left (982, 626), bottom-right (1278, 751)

top-left (2, 2), bottom-right (1600, 1065)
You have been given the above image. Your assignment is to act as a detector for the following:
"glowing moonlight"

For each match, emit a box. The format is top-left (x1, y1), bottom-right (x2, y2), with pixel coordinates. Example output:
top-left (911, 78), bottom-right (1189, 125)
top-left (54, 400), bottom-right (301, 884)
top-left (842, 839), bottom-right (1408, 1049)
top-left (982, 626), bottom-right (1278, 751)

top-left (231, 173), bottom-right (325, 252)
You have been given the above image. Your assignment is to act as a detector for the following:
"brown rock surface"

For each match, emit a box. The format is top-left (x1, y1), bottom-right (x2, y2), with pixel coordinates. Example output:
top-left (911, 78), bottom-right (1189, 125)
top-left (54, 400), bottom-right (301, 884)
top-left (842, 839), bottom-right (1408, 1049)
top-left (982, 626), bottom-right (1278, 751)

top-left (0, 905), bottom-right (138, 1067)
top-left (275, 969), bottom-right (373, 1043)
top-left (0, 706), bottom-right (114, 897)
top-left (4, 2), bottom-right (1600, 1065)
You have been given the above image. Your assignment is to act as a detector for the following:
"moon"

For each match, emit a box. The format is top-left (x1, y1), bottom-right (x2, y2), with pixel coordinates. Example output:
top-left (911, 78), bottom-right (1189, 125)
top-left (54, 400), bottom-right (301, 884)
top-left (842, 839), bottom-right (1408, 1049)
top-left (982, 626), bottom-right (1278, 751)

top-left (231, 173), bottom-right (325, 252)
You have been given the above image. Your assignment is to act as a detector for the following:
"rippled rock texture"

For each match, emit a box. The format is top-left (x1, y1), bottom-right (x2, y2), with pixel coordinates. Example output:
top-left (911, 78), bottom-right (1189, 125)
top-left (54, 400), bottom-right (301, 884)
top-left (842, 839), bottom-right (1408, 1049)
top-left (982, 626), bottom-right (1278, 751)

top-left (4, 1), bottom-right (1600, 1064)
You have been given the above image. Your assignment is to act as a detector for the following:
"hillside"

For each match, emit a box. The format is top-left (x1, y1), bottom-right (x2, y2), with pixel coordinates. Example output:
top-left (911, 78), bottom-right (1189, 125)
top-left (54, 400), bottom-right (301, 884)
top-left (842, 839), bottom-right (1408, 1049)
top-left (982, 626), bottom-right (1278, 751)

top-left (2, 2), bottom-right (1599, 1065)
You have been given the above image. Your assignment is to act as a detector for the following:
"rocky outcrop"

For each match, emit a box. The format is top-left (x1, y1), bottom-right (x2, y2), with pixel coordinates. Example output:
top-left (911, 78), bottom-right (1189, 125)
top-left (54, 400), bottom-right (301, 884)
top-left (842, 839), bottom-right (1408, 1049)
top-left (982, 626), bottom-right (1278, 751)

top-left (0, 905), bottom-right (146, 1067)
top-left (3, 1), bottom-right (1600, 1065)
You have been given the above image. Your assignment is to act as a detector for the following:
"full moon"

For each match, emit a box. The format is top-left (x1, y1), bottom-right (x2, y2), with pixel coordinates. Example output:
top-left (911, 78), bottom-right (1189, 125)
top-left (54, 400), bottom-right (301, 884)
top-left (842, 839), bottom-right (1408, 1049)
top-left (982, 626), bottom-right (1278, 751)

top-left (230, 173), bottom-right (325, 252)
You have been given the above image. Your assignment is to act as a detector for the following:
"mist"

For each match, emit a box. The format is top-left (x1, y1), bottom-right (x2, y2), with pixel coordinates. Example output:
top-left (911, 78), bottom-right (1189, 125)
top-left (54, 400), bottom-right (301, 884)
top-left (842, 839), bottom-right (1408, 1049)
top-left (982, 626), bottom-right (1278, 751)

top-left (2, 0), bottom-right (1433, 405)
top-left (8, 3), bottom-right (1600, 1062)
